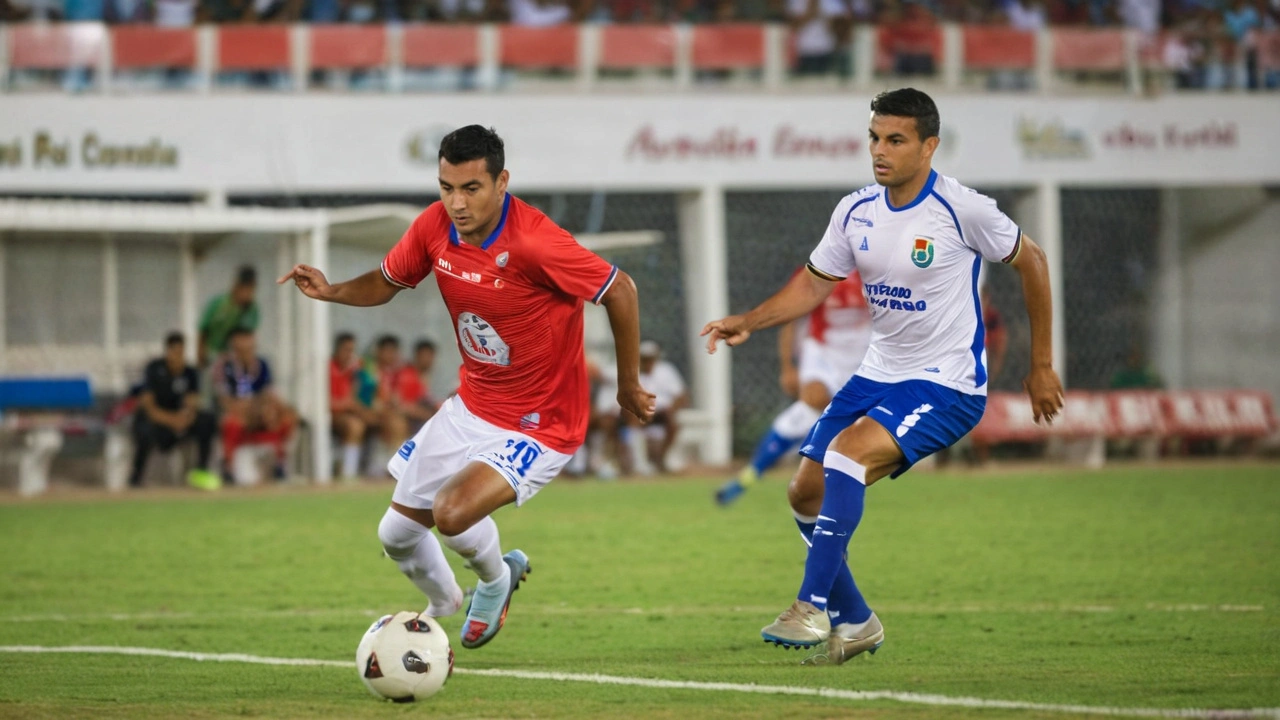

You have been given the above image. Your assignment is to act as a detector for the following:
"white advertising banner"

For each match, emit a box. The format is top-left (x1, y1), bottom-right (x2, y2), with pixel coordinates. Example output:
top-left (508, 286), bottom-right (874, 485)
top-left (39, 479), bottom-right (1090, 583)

top-left (0, 94), bottom-right (1275, 193)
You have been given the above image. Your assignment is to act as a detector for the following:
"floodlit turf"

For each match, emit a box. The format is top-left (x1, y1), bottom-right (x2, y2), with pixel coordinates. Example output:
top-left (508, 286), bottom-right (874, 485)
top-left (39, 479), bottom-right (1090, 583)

top-left (1, 464), bottom-right (1278, 719)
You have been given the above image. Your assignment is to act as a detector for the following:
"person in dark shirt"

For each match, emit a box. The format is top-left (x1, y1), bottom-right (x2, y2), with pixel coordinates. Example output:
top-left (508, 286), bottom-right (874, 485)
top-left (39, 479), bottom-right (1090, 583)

top-left (130, 331), bottom-right (219, 490)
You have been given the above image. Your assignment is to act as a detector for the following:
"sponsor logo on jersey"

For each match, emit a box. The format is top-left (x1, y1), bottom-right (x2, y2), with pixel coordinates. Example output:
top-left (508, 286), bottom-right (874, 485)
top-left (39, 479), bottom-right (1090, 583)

top-left (496, 252), bottom-right (509, 268)
top-left (519, 412), bottom-right (541, 430)
top-left (850, 217), bottom-right (874, 228)
top-left (397, 439), bottom-right (416, 460)
top-left (858, 237), bottom-right (869, 251)
top-left (864, 282), bottom-right (926, 312)
top-left (911, 237), bottom-right (934, 268)
top-left (457, 312), bottom-right (511, 366)
top-left (438, 258), bottom-right (452, 272)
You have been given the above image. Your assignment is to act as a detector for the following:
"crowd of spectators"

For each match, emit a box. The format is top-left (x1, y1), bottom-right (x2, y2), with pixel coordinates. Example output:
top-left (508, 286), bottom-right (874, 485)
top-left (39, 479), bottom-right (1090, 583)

top-left (2, 0), bottom-right (1275, 37)
top-left (1, 0), bottom-right (1275, 89)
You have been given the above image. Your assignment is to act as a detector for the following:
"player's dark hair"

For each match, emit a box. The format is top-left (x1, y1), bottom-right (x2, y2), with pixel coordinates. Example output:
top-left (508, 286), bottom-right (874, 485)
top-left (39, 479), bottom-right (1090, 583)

top-left (235, 265), bottom-right (257, 287)
top-left (870, 88), bottom-right (940, 141)
top-left (439, 125), bottom-right (505, 181)
top-left (414, 339), bottom-right (436, 354)
top-left (334, 332), bottom-right (355, 353)
top-left (164, 331), bottom-right (184, 347)
top-left (376, 334), bottom-right (401, 350)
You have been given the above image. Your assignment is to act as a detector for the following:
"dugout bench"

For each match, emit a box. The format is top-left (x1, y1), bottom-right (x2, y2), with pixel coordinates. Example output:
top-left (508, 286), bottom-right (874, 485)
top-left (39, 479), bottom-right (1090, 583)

top-left (0, 377), bottom-right (135, 496)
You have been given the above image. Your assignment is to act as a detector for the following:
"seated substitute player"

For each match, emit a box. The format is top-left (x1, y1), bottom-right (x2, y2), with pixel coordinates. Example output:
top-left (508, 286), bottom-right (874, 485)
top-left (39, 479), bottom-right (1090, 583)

top-left (217, 327), bottom-right (297, 483)
top-left (702, 88), bottom-right (1063, 664)
top-left (279, 125), bottom-right (655, 650)
top-left (716, 269), bottom-right (871, 505)
top-left (129, 331), bottom-right (220, 490)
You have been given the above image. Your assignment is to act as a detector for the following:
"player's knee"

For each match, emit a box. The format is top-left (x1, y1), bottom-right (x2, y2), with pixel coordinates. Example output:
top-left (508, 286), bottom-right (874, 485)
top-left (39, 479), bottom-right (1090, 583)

top-left (377, 509), bottom-right (425, 559)
top-left (799, 382), bottom-right (829, 410)
top-left (431, 500), bottom-right (474, 538)
top-left (787, 468), bottom-right (823, 515)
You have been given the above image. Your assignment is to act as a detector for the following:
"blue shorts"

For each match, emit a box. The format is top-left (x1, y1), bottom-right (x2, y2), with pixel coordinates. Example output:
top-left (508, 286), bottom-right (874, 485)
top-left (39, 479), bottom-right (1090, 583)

top-left (799, 376), bottom-right (986, 478)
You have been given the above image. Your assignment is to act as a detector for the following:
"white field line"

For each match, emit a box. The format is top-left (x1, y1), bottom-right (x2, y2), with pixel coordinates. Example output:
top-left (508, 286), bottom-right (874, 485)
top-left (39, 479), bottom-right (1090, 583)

top-left (0, 645), bottom-right (1276, 720)
top-left (0, 603), bottom-right (1265, 623)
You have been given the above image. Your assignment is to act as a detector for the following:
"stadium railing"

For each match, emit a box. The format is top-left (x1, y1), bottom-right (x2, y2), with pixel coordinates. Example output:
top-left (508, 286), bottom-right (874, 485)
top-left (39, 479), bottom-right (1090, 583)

top-left (3, 21), bottom-right (1276, 94)
top-left (972, 389), bottom-right (1279, 466)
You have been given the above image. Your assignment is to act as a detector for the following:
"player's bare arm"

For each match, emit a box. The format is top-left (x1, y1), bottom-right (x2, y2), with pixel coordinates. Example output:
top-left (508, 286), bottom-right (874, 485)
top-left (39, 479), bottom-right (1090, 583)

top-left (778, 319), bottom-right (799, 397)
top-left (277, 266), bottom-right (402, 307)
top-left (702, 268), bottom-right (838, 353)
top-left (600, 270), bottom-right (657, 423)
top-left (1009, 233), bottom-right (1065, 424)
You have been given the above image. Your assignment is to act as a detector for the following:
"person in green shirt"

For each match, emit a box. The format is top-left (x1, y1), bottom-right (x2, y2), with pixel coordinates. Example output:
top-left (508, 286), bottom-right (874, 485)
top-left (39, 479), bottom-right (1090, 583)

top-left (1110, 345), bottom-right (1164, 390)
top-left (199, 265), bottom-right (260, 369)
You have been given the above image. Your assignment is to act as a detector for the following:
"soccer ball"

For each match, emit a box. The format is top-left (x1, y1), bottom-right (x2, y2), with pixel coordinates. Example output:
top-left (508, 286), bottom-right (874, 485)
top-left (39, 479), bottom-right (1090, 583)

top-left (355, 611), bottom-right (454, 702)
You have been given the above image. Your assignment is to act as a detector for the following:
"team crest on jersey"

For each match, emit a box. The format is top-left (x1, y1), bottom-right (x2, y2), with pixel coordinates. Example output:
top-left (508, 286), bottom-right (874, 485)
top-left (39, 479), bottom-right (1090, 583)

top-left (496, 252), bottom-right (509, 268)
top-left (457, 312), bottom-right (511, 366)
top-left (911, 237), bottom-right (935, 268)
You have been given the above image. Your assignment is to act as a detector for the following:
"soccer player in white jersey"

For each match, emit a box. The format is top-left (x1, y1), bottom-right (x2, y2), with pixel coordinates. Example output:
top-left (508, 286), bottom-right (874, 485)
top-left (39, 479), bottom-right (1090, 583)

top-left (703, 88), bottom-right (1063, 663)
top-left (716, 270), bottom-right (871, 506)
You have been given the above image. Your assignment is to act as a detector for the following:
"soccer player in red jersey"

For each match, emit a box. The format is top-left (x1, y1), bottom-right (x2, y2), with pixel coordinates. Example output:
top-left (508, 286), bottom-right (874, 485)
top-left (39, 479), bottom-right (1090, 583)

top-left (280, 125), bottom-right (655, 649)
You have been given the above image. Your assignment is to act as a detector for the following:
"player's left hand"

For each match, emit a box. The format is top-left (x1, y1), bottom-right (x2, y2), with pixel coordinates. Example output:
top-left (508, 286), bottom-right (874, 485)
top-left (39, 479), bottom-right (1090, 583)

top-left (1023, 365), bottom-right (1064, 425)
top-left (701, 315), bottom-right (752, 354)
top-left (618, 383), bottom-right (657, 424)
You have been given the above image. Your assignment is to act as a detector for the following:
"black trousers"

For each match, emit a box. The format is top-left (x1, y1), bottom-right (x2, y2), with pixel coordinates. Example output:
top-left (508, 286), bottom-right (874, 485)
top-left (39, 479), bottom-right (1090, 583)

top-left (130, 411), bottom-right (217, 486)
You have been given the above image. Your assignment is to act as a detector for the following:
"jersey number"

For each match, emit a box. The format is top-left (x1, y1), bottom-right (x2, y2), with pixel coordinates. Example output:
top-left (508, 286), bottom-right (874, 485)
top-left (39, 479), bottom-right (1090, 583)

top-left (503, 439), bottom-right (541, 478)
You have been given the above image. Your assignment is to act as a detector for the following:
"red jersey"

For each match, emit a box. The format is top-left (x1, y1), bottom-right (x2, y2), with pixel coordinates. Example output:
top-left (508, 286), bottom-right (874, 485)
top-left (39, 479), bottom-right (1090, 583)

top-left (381, 194), bottom-right (617, 453)
top-left (808, 270), bottom-right (870, 345)
top-left (378, 363), bottom-right (424, 407)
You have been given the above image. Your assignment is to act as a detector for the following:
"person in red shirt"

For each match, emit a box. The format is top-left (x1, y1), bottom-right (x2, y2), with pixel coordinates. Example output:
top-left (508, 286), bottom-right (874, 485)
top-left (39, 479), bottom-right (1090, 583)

top-left (372, 334), bottom-right (429, 444)
top-left (280, 125), bottom-right (654, 651)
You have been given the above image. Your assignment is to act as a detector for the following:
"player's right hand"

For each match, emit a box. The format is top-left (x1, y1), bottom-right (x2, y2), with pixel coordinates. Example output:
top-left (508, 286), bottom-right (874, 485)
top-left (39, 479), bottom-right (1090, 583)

top-left (701, 315), bottom-right (752, 354)
top-left (618, 384), bottom-right (657, 424)
top-left (277, 264), bottom-right (332, 301)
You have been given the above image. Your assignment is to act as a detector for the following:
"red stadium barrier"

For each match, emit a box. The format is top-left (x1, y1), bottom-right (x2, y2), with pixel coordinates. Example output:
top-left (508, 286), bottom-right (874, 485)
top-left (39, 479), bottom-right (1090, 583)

top-left (10, 23), bottom-right (106, 69)
top-left (500, 25), bottom-right (578, 69)
top-left (973, 390), bottom-right (1276, 444)
top-left (309, 25), bottom-right (387, 70)
top-left (401, 24), bottom-right (479, 67)
top-left (112, 26), bottom-right (196, 70)
top-left (1053, 28), bottom-right (1126, 71)
top-left (691, 24), bottom-right (765, 70)
top-left (962, 26), bottom-right (1035, 70)
top-left (600, 25), bottom-right (677, 69)
top-left (218, 26), bottom-right (291, 71)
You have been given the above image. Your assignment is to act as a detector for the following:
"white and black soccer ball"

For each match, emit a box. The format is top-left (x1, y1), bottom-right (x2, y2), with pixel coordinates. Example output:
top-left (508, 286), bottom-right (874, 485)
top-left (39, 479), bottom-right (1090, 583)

top-left (355, 611), bottom-right (454, 702)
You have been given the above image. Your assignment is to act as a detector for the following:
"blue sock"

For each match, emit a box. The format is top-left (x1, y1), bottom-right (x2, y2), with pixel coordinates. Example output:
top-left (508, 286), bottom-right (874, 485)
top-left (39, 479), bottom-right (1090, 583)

top-left (794, 515), bottom-right (871, 626)
top-left (798, 452), bottom-right (870, 620)
top-left (750, 429), bottom-right (800, 475)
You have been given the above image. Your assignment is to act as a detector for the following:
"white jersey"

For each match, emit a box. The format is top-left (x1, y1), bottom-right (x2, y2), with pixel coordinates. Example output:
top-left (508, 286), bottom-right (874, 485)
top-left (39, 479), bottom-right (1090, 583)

top-left (808, 170), bottom-right (1021, 395)
top-left (641, 360), bottom-right (687, 412)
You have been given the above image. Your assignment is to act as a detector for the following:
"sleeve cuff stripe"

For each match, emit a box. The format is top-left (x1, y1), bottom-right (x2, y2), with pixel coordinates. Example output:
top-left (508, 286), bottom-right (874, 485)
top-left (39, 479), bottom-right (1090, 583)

top-left (1001, 231), bottom-right (1023, 264)
top-left (806, 263), bottom-right (846, 282)
top-left (591, 265), bottom-right (619, 305)
top-left (381, 261), bottom-right (416, 289)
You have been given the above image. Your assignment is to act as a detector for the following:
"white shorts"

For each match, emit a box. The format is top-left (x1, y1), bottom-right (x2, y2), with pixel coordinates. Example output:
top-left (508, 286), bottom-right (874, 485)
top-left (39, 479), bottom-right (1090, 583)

top-left (388, 396), bottom-right (574, 510)
top-left (797, 337), bottom-right (863, 397)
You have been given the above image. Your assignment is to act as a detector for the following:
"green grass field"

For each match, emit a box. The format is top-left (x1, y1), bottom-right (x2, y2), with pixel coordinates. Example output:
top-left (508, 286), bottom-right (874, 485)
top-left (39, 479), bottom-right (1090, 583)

top-left (1, 464), bottom-right (1278, 719)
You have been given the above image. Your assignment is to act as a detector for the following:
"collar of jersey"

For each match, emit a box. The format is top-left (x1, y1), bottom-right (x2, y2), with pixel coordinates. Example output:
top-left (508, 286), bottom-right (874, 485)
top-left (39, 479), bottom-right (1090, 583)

top-left (883, 169), bottom-right (937, 212)
top-left (448, 193), bottom-right (511, 250)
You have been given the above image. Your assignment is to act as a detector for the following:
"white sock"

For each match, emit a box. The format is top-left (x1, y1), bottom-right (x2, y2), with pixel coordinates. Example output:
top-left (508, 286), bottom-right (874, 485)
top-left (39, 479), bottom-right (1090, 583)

top-left (772, 400), bottom-right (823, 438)
top-left (377, 509), bottom-right (462, 616)
top-left (341, 444), bottom-right (361, 478)
top-left (439, 515), bottom-right (506, 584)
